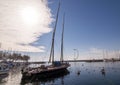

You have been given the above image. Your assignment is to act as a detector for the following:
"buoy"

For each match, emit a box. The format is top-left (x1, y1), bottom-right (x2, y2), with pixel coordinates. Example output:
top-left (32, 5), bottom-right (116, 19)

top-left (101, 67), bottom-right (105, 76)
top-left (77, 70), bottom-right (81, 75)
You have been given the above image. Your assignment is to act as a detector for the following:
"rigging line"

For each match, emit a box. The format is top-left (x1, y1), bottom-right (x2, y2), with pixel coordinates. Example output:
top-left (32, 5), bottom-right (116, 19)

top-left (44, 44), bottom-right (52, 62)
top-left (54, 39), bottom-right (61, 58)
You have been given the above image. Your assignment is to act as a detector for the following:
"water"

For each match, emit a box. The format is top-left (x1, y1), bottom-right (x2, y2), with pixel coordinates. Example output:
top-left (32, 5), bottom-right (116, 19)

top-left (0, 62), bottom-right (120, 85)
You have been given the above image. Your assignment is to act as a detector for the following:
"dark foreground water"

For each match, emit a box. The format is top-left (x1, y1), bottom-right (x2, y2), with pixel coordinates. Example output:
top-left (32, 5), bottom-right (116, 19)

top-left (0, 62), bottom-right (120, 85)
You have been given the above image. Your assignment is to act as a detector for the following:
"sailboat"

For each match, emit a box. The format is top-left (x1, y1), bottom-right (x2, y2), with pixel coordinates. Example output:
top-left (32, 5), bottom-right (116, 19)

top-left (0, 62), bottom-right (9, 75)
top-left (21, 2), bottom-right (70, 79)
top-left (0, 44), bottom-right (9, 75)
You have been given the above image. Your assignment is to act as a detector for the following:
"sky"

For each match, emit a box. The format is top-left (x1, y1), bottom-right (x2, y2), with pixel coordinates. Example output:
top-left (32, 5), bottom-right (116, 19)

top-left (0, 0), bottom-right (120, 61)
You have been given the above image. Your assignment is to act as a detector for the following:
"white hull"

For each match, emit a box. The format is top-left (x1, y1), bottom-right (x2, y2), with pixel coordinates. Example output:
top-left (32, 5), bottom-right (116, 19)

top-left (0, 70), bottom-right (9, 75)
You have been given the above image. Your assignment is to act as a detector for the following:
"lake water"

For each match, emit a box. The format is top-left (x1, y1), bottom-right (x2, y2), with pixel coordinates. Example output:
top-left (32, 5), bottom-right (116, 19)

top-left (0, 62), bottom-right (120, 85)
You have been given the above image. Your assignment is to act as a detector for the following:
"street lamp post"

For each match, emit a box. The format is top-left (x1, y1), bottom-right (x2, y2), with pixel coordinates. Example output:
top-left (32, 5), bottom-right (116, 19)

top-left (73, 49), bottom-right (79, 61)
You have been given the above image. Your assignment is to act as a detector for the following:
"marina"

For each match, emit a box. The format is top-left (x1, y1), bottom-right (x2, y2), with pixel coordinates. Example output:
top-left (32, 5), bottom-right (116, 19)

top-left (0, 62), bottom-right (120, 85)
top-left (0, 0), bottom-right (120, 85)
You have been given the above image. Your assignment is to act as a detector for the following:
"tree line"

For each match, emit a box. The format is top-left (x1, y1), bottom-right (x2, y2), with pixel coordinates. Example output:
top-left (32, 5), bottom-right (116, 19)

top-left (0, 51), bottom-right (30, 62)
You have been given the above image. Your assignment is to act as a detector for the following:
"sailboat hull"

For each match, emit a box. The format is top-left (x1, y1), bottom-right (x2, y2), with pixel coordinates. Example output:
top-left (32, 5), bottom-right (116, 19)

top-left (22, 64), bottom-right (70, 80)
top-left (21, 68), bottom-right (69, 84)
top-left (0, 70), bottom-right (9, 75)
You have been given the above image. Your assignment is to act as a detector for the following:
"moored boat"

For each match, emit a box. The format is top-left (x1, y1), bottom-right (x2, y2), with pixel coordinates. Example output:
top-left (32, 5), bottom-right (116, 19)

top-left (21, 2), bottom-right (70, 79)
top-left (0, 63), bottom-right (9, 75)
top-left (22, 62), bottom-right (70, 79)
top-left (21, 68), bottom-right (69, 84)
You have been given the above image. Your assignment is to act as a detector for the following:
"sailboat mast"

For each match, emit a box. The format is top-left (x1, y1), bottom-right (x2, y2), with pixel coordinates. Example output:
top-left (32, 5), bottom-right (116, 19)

top-left (60, 13), bottom-right (65, 62)
top-left (0, 43), bottom-right (1, 49)
top-left (49, 2), bottom-right (60, 63)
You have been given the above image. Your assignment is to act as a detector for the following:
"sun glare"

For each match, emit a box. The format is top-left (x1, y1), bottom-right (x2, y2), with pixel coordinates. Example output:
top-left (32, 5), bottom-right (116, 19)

top-left (21, 7), bottom-right (39, 25)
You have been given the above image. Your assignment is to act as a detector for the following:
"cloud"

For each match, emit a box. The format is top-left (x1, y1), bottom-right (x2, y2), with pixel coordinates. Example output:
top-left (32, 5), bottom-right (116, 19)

top-left (0, 0), bottom-right (53, 52)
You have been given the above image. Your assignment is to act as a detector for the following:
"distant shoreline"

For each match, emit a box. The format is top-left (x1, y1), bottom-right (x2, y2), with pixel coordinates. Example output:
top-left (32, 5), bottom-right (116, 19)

top-left (28, 59), bottom-right (120, 64)
top-left (1, 59), bottom-right (120, 64)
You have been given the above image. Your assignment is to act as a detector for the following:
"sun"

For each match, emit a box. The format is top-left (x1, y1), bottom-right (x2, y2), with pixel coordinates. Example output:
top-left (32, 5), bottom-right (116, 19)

top-left (21, 7), bottom-right (39, 25)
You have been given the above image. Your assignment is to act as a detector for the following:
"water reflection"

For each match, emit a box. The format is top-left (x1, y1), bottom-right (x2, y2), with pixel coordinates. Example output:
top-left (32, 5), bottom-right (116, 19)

top-left (21, 69), bottom-right (70, 85)
top-left (5, 68), bottom-right (22, 85)
top-left (1, 62), bottom-right (120, 85)
top-left (0, 74), bottom-right (8, 84)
